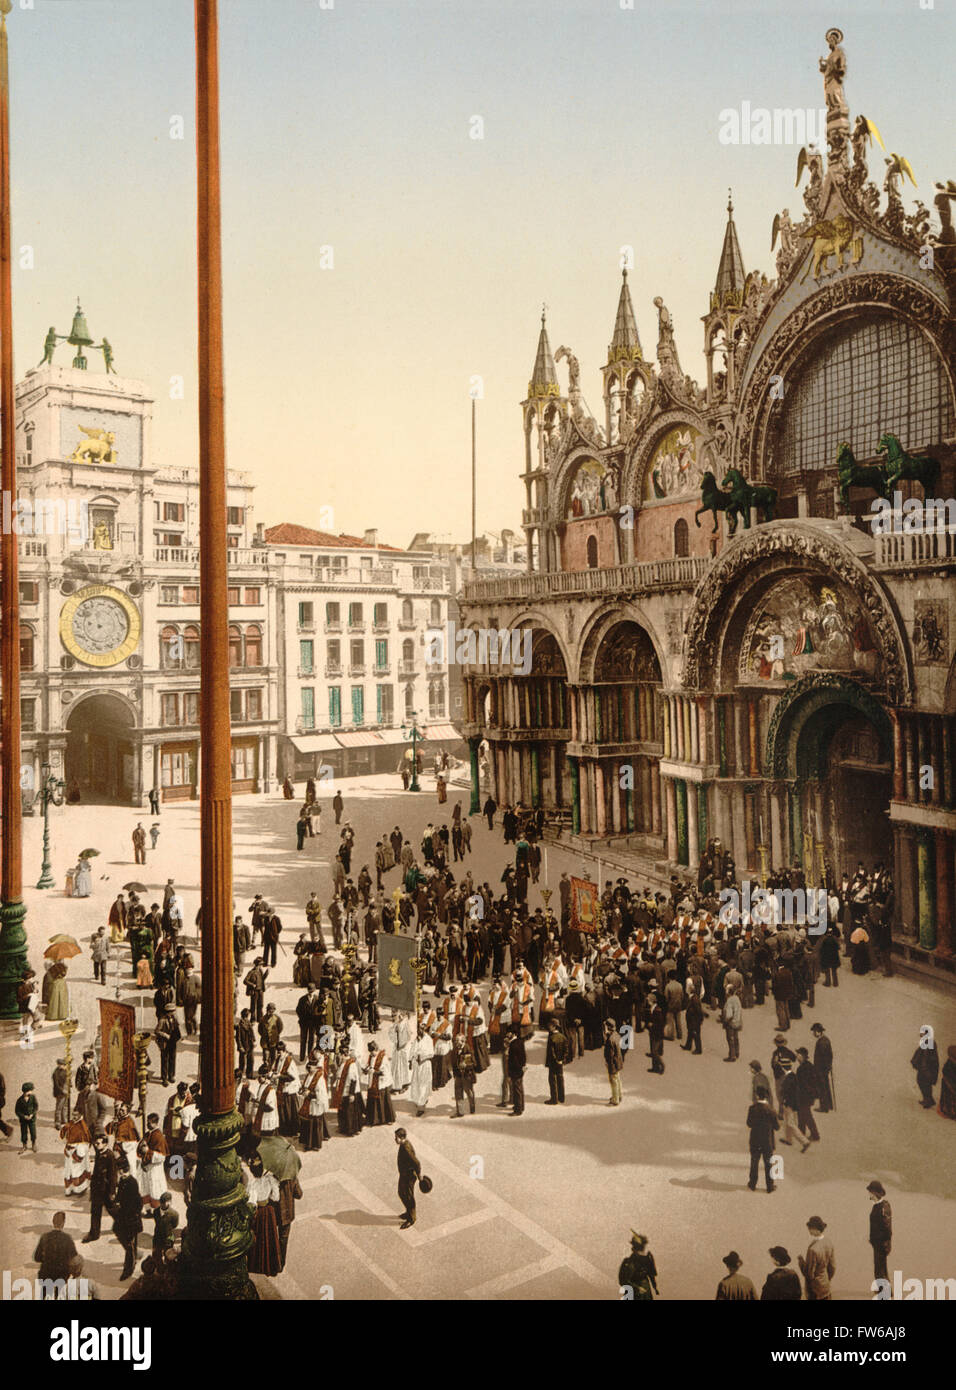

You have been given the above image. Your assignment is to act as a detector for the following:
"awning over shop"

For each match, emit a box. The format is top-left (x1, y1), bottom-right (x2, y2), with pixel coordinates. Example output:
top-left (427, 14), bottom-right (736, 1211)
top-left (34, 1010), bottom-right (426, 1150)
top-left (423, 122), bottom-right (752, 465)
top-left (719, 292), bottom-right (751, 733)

top-left (377, 728), bottom-right (408, 745)
top-left (289, 734), bottom-right (340, 753)
top-left (422, 723), bottom-right (464, 741)
top-left (334, 731), bottom-right (385, 748)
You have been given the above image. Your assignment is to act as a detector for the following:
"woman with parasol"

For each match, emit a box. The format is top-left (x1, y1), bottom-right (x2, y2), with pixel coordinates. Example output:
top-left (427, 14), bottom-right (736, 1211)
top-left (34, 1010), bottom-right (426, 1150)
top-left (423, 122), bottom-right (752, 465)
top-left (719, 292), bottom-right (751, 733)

top-left (73, 852), bottom-right (95, 898)
top-left (44, 936), bottom-right (81, 1022)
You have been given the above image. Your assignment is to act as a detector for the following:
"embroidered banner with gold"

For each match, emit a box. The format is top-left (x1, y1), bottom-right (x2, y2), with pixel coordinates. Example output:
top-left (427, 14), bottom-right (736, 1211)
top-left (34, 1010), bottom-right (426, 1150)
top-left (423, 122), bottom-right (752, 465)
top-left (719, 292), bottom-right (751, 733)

top-left (98, 999), bottom-right (136, 1104)
top-left (377, 932), bottom-right (418, 1013)
top-left (570, 876), bottom-right (599, 935)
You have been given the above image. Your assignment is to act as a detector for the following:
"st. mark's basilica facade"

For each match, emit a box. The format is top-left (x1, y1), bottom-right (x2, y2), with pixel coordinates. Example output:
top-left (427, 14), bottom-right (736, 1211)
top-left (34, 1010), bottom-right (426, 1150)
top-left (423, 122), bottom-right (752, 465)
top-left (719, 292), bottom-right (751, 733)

top-left (459, 32), bottom-right (956, 975)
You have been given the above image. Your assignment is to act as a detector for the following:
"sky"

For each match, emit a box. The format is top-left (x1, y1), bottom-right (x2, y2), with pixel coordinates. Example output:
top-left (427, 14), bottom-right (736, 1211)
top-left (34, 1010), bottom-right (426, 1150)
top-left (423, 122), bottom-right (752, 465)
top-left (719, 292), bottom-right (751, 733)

top-left (8, 0), bottom-right (953, 547)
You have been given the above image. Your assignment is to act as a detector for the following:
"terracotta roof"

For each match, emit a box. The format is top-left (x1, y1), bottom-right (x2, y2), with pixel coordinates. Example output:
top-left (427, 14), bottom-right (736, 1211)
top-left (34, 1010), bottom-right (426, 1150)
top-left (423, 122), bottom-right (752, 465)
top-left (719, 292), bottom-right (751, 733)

top-left (264, 523), bottom-right (403, 551)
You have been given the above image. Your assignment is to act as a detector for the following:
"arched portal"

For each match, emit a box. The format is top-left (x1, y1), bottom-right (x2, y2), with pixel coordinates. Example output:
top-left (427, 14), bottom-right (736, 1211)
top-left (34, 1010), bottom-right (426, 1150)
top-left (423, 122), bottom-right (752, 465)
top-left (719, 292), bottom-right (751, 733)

top-left (584, 620), bottom-right (664, 838)
top-left (767, 675), bottom-right (893, 879)
top-left (65, 694), bottom-right (138, 803)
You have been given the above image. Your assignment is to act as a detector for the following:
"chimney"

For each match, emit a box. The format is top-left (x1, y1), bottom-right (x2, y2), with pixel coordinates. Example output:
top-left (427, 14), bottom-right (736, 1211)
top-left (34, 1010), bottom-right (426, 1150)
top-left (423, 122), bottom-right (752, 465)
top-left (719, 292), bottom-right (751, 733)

top-left (363, 528), bottom-right (378, 548)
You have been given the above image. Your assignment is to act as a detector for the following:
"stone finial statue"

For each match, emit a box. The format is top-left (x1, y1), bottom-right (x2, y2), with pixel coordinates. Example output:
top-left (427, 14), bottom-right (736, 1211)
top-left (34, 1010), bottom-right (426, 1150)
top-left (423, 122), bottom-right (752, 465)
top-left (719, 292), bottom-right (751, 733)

top-left (820, 29), bottom-right (849, 167)
top-left (38, 327), bottom-right (57, 367)
top-left (653, 297), bottom-right (682, 382)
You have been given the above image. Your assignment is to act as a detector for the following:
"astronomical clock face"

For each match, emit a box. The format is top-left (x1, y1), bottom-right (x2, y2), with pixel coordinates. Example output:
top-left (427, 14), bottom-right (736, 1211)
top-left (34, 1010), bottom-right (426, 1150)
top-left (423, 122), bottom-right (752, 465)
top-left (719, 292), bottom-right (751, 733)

top-left (59, 585), bottom-right (141, 668)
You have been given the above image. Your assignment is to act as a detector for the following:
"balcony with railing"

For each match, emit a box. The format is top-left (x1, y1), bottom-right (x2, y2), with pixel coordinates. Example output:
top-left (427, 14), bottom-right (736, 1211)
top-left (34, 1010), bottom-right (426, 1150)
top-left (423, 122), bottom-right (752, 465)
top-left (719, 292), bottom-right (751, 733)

top-left (349, 664), bottom-right (366, 677)
top-left (875, 528), bottom-right (956, 569)
top-left (325, 663), bottom-right (342, 677)
top-left (398, 660), bottom-right (417, 677)
top-left (324, 620), bottom-right (342, 633)
top-left (461, 556), bottom-right (709, 602)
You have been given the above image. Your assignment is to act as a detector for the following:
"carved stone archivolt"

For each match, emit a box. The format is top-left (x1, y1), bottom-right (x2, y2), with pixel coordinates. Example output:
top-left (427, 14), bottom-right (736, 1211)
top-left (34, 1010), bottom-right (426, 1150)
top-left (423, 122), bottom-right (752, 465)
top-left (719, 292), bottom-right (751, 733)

top-left (681, 524), bottom-right (911, 703)
top-left (763, 671), bottom-right (893, 778)
top-left (621, 407), bottom-right (708, 509)
top-left (734, 274), bottom-right (954, 480)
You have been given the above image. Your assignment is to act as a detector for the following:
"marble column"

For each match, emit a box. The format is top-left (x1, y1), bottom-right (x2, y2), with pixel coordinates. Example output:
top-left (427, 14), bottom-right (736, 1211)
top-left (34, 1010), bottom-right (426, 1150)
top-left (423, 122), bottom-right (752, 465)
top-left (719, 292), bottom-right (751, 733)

top-left (530, 744), bottom-right (541, 808)
top-left (732, 700), bottom-right (745, 778)
top-left (687, 781), bottom-right (699, 869)
top-left (892, 825), bottom-right (904, 933)
top-left (595, 763), bottom-right (607, 837)
top-left (931, 718), bottom-right (943, 807)
top-left (568, 756), bottom-right (580, 835)
top-left (917, 829), bottom-right (936, 950)
top-left (664, 777), bottom-right (678, 862)
top-left (675, 779), bottom-right (689, 865)
top-left (748, 700), bottom-right (760, 776)
top-left (891, 710), bottom-right (905, 802)
top-left (697, 697), bottom-right (708, 766)
top-left (942, 717), bottom-right (953, 810)
top-left (934, 830), bottom-right (952, 955)
top-left (676, 697), bottom-right (685, 761)
top-left (900, 828), bottom-right (919, 937)
top-left (717, 698), bottom-right (728, 778)
top-left (569, 687), bottom-right (578, 743)
top-left (651, 762), bottom-right (661, 835)
top-left (770, 784), bottom-right (784, 868)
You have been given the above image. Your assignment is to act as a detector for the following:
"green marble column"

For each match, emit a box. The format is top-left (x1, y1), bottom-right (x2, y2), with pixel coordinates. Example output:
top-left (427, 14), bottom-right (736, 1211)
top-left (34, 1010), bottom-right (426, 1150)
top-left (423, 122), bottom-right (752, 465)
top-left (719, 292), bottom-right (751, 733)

top-left (698, 782), bottom-right (708, 855)
top-left (530, 744), bottom-right (541, 808)
top-left (717, 699), bottom-right (728, 778)
top-left (675, 778), bottom-right (689, 866)
top-left (569, 756), bottom-right (580, 835)
top-left (917, 830), bottom-right (937, 950)
top-left (468, 736), bottom-right (481, 815)
top-left (789, 785), bottom-right (802, 867)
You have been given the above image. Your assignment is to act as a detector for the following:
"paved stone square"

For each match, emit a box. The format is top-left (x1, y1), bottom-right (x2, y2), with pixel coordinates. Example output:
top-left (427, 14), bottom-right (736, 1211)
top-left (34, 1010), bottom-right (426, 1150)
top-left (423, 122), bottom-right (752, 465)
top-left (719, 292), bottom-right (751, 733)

top-left (2, 775), bottom-right (954, 1300)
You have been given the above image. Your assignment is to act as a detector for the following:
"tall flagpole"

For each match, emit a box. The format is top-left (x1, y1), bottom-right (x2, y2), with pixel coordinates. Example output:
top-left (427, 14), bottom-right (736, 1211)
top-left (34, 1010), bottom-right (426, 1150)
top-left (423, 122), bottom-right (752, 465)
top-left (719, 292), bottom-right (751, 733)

top-left (178, 0), bottom-right (254, 1299)
top-left (471, 395), bottom-right (477, 568)
top-left (0, 0), bottom-right (27, 1021)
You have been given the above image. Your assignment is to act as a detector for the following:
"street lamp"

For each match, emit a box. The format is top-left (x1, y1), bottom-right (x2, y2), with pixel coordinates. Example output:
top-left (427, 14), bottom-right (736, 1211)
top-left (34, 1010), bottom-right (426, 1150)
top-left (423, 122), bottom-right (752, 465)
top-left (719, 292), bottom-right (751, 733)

top-left (401, 709), bottom-right (422, 792)
top-left (35, 763), bottom-right (65, 890)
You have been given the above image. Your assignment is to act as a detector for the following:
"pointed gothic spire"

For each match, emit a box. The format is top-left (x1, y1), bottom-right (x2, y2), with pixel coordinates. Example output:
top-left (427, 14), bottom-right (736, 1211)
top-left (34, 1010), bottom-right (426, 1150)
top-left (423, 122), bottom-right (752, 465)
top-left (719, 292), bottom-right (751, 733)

top-left (527, 307), bottom-right (559, 399)
top-left (713, 191), bottom-right (746, 308)
top-left (608, 268), bottom-right (642, 362)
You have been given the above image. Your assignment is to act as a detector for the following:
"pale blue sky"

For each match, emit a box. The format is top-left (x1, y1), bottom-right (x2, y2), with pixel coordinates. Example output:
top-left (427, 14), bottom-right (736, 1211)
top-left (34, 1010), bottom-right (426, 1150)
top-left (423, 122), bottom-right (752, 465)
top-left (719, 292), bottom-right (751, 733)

top-left (9, 0), bottom-right (952, 544)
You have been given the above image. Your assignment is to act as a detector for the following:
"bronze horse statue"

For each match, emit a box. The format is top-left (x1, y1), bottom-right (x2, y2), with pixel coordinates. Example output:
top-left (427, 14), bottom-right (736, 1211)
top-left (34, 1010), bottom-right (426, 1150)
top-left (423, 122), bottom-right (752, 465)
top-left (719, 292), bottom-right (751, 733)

top-left (695, 470), bottom-right (742, 535)
top-left (721, 468), bottom-right (778, 526)
top-left (836, 441), bottom-right (891, 510)
top-left (877, 432), bottom-right (941, 497)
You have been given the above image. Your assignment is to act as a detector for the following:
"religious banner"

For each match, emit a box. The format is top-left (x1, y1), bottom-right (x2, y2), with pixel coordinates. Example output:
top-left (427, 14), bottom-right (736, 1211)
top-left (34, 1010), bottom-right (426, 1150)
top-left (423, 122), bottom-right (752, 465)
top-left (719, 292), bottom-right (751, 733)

top-left (98, 999), bottom-right (136, 1105)
top-left (377, 932), bottom-right (419, 1013)
top-left (570, 876), bottom-right (599, 935)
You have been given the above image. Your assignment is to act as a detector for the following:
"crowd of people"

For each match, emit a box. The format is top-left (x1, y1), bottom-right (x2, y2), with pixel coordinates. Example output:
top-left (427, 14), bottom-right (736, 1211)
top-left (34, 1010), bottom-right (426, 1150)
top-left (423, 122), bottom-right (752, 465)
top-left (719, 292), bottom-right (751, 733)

top-left (3, 779), bottom-right (954, 1301)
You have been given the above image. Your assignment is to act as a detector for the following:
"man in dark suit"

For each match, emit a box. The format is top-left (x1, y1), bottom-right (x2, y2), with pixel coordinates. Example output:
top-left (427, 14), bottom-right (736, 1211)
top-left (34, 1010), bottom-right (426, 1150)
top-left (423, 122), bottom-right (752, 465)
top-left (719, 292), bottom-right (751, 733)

top-left (811, 1022), bottom-right (834, 1111)
top-left (867, 1180), bottom-right (892, 1282)
top-left (795, 1047), bottom-right (821, 1141)
top-left (545, 1019), bottom-right (569, 1104)
top-left (603, 1019), bottom-right (624, 1106)
top-left (110, 1154), bottom-right (143, 1280)
top-left (395, 1127), bottom-right (421, 1229)
top-left (646, 992), bottom-right (665, 1074)
top-left (746, 1085), bottom-right (778, 1192)
top-left (760, 1246), bottom-right (802, 1300)
top-left (505, 1029), bottom-right (526, 1115)
top-left (33, 1212), bottom-right (77, 1296)
top-left (82, 1134), bottom-right (118, 1243)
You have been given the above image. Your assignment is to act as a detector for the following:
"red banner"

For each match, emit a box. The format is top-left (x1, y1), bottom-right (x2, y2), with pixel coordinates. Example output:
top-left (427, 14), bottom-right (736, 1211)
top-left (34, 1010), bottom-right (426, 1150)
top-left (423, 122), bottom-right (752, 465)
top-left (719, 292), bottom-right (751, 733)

top-left (570, 877), bottom-right (599, 935)
top-left (98, 999), bottom-right (136, 1105)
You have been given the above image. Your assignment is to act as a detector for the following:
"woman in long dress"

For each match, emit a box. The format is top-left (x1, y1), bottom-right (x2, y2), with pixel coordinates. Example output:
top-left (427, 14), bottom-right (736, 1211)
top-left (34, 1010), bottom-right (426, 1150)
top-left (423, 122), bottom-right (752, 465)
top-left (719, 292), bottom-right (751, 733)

top-left (136, 953), bottom-right (153, 988)
top-left (298, 1054), bottom-right (331, 1151)
top-left (409, 1026), bottom-right (434, 1117)
top-left (245, 1157), bottom-right (283, 1276)
top-left (45, 962), bottom-right (70, 1022)
top-left (389, 1013), bottom-right (411, 1093)
top-left (73, 858), bottom-right (93, 898)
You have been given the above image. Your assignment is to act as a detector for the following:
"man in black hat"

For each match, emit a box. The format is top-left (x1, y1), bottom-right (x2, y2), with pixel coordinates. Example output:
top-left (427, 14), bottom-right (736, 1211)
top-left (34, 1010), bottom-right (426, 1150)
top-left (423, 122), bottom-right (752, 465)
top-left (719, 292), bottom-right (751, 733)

top-left (746, 1083), bottom-right (778, 1192)
top-left (52, 1057), bottom-right (70, 1128)
top-left (760, 1247), bottom-right (801, 1300)
top-left (810, 1023), bottom-right (834, 1112)
top-left (394, 1127), bottom-right (421, 1229)
top-left (715, 1250), bottom-right (756, 1300)
top-left (867, 1181), bottom-right (892, 1282)
top-left (798, 1216), bottom-right (835, 1300)
top-left (505, 1028), bottom-right (527, 1116)
top-left (82, 1133), bottom-right (118, 1243)
top-left (544, 1018), bottom-right (568, 1104)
